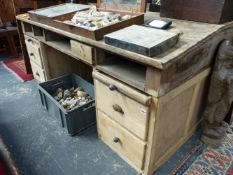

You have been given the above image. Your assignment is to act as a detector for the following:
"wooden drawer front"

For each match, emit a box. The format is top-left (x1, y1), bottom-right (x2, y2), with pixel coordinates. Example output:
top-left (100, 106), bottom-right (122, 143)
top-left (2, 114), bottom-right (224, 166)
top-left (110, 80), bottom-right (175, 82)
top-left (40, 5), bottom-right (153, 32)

top-left (25, 36), bottom-right (43, 68)
top-left (94, 72), bottom-right (150, 140)
top-left (30, 61), bottom-right (46, 83)
top-left (71, 40), bottom-right (95, 64)
top-left (98, 110), bottom-right (146, 170)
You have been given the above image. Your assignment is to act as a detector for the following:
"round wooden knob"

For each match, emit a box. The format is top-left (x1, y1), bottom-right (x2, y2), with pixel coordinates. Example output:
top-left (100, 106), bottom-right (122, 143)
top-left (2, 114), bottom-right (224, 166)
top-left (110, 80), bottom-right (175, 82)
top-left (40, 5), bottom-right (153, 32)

top-left (109, 84), bottom-right (117, 91)
top-left (113, 137), bottom-right (120, 143)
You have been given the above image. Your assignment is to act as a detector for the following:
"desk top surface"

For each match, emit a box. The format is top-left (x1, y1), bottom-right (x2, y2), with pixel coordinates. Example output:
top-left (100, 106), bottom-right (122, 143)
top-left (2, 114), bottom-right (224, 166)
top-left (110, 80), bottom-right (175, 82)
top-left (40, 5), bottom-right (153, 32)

top-left (16, 12), bottom-right (233, 70)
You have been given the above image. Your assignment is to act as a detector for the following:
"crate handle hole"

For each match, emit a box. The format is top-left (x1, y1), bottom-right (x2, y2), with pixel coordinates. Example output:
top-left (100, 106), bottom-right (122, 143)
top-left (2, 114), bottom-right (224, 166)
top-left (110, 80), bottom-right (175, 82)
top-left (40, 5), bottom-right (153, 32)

top-left (52, 80), bottom-right (65, 87)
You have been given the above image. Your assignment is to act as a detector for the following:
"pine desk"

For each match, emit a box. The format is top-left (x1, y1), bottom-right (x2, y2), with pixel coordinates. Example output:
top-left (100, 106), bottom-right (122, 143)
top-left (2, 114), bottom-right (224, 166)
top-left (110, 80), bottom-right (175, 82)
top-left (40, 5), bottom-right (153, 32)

top-left (17, 12), bottom-right (233, 175)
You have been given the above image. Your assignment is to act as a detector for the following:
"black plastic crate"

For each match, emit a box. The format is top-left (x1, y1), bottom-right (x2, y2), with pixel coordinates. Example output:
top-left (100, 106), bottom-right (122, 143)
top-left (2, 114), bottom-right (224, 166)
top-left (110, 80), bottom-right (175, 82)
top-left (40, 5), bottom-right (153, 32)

top-left (38, 74), bottom-right (96, 136)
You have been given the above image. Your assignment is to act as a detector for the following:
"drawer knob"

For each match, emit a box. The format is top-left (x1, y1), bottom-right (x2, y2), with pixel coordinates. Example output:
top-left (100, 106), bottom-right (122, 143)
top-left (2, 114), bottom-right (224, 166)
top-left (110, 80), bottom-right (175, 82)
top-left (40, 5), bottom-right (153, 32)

top-left (113, 104), bottom-right (124, 115)
top-left (113, 137), bottom-right (120, 143)
top-left (28, 39), bottom-right (32, 42)
top-left (30, 53), bottom-right (34, 56)
top-left (109, 84), bottom-right (117, 91)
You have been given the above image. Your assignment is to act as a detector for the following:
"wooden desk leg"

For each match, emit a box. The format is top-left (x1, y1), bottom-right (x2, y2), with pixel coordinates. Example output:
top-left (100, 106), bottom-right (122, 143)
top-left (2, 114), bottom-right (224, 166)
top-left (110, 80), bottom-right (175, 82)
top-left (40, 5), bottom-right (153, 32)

top-left (17, 20), bottom-right (32, 74)
top-left (6, 34), bottom-right (17, 58)
top-left (32, 0), bottom-right (38, 9)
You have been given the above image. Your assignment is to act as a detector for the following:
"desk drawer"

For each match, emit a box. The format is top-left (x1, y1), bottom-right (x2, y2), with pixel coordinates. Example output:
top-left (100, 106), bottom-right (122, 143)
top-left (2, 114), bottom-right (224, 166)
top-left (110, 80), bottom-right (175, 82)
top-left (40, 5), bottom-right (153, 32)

top-left (98, 110), bottom-right (146, 170)
top-left (30, 61), bottom-right (46, 83)
top-left (93, 71), bottom-right (151, 140)
top-left (25, 36), bottom-right (43, 68)
top-left (70, 40), bottom-right (96, 65)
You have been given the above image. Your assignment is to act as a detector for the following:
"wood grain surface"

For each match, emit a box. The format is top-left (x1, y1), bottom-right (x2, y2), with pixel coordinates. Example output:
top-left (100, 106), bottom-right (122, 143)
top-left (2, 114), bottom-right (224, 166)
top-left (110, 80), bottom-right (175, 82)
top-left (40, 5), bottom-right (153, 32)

top-left (17, 12), bottom-right (228, 69)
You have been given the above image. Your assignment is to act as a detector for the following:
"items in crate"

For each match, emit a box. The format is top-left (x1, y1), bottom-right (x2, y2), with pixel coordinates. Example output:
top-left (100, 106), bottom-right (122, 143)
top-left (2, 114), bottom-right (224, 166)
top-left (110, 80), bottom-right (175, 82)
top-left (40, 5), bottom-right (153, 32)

top-left (38, 74), bottom-right (96, 135)
top-left (63, 6), bottom-right (131, 31)
top-left (53, 86), bottom-right (93, 110)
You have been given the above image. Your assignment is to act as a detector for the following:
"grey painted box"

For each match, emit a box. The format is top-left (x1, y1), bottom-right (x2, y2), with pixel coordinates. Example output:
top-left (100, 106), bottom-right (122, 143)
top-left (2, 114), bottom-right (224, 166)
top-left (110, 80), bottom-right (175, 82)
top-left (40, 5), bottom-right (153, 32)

top-left (104, 25), bottom-right (179, 57)
top-left (38, 74), bottom-right (96, 136)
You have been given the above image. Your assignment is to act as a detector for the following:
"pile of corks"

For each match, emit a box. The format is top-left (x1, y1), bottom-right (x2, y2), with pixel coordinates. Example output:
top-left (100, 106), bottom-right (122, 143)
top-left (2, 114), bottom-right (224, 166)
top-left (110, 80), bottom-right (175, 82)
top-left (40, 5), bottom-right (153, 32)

top-left (53, 87), bottom-right (92, 110)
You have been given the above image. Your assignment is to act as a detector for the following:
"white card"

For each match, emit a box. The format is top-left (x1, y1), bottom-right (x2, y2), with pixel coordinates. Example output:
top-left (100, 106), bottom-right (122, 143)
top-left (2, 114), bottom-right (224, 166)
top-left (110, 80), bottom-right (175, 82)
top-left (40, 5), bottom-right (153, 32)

top-left (149, 20), bottom-right (167, 28)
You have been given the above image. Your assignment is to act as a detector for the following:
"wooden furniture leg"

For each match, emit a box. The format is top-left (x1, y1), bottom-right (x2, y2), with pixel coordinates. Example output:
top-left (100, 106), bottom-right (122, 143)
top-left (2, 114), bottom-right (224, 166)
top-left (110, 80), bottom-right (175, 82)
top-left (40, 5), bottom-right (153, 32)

top-left (0, 36), bottom-right (7, 53)
top-left (225, 102), bottom-right (233, 124)
top-left (17, 20), bottom-right (32, 74)
top-left (32, 0), bottom-right (38, 9)
top-left (6, 33), bottom-right (17, 58)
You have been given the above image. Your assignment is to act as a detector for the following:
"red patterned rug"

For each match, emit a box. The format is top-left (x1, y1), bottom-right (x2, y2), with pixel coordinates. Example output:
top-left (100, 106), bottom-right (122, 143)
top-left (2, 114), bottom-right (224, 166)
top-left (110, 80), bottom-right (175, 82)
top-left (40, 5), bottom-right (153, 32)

top-left (2, 58), bottom-right (33, 81)
top-left (170, 124), bottom-right (233, 175)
